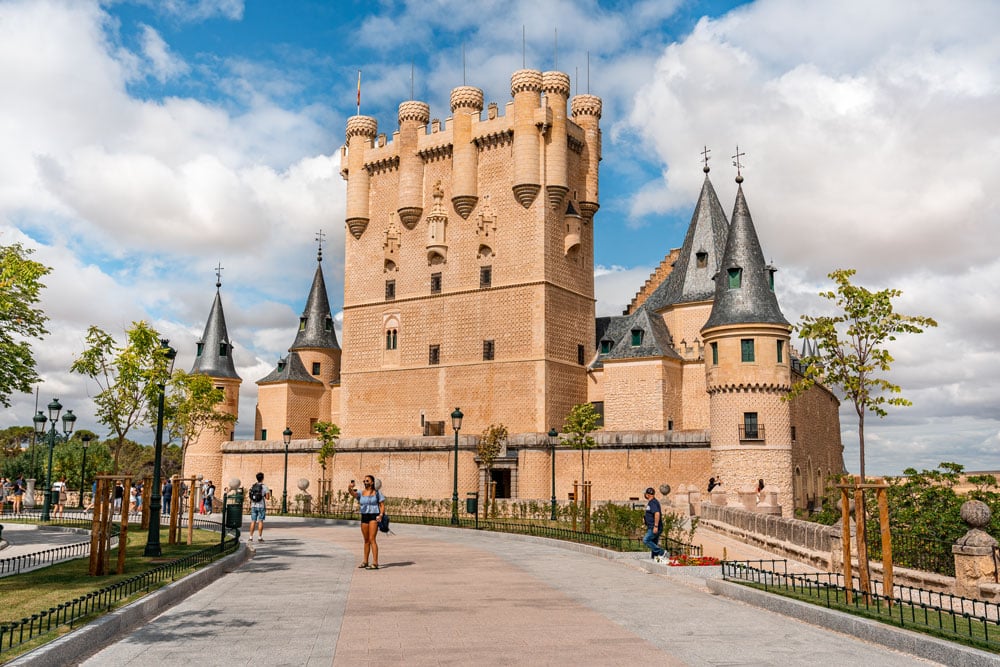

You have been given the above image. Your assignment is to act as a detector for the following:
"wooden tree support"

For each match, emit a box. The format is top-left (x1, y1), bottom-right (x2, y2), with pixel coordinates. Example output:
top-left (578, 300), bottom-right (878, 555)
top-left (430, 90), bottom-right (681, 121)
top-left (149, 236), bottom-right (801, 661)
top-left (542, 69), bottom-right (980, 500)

top-left (837, 477), bottom-right (893, 606)
top-left (89, 474), bottom-right (132, 576)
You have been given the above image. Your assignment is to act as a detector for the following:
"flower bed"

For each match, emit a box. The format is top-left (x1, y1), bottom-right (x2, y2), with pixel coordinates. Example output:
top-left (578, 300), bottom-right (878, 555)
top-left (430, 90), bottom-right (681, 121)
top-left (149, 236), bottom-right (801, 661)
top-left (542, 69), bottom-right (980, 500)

top-left (667, 555), bottom-right (720, 567)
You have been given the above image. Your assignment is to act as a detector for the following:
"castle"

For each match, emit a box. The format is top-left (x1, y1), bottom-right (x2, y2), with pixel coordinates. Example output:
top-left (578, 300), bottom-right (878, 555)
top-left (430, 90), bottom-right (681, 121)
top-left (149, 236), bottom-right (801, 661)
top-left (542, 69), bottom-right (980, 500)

top-left (183, 68), bottom-right (844, 515)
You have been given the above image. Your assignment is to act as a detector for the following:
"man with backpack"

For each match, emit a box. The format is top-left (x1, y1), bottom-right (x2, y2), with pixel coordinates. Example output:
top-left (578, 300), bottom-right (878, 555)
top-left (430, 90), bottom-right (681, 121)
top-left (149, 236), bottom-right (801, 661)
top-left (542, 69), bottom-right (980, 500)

top-left (247, 472), bottom-right (270, 542)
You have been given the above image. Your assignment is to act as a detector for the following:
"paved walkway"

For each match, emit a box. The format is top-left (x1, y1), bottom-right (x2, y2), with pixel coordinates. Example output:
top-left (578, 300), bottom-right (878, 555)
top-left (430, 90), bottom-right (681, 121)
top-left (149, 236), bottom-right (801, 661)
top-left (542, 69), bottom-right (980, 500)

top-left (77, 518), bottom-right (940, 666)
top-left (0, 523), bottom-right (90, 558)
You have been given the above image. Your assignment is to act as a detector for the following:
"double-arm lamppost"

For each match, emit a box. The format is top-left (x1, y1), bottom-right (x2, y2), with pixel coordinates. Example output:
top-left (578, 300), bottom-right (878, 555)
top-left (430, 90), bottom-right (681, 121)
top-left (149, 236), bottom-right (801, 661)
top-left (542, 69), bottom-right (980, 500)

top-left (78, 434), bottom-right (92, 509)
top-left (33, 399), bottom-right (76, 521)
top-left (144, 339), bottom-right (177, 558)
top-left (548, 427), bottom-right (559, 521)
top-left (450, 407), bottom-right (463, 525)
top-left (281, 427), bottom-right (292, 514)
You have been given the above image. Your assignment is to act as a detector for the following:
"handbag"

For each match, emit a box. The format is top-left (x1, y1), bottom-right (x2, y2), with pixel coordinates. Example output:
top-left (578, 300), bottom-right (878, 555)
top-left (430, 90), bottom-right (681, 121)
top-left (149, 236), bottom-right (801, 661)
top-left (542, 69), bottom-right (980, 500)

top-left (378, 513), bottom-right (391, 533)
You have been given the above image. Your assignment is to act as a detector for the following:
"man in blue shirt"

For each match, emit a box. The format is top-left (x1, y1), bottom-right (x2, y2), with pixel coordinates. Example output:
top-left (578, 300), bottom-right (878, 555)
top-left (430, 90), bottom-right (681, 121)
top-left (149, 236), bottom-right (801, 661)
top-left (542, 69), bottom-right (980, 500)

top-left (642, 487), bottom-right (667, 563)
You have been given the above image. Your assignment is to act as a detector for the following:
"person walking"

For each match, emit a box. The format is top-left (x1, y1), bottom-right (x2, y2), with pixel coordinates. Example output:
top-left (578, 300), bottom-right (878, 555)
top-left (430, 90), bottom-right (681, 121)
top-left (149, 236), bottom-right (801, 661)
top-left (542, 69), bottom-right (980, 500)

top-left (12, 475), bottom-right (25, 513)
top-left (52, 476), bottom-right (68, 518)
top-left (247, 472), bottom-right (271, 542)
top-left (162, 478), bottom-right (172, 517)
top-left (204, 480), bottom-right (215, 514)
top-left (347, 475), bottom-right (385, 570)
top-left (642, 486), bottom-right (667, 563)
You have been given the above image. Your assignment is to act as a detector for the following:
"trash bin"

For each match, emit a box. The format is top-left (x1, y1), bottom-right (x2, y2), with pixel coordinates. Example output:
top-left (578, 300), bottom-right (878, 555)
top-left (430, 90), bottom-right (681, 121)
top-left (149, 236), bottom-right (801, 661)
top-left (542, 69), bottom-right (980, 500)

top-left (465, 493), bottom-right (478, 515)
top-left (224, 503), bottom-right (243, 529)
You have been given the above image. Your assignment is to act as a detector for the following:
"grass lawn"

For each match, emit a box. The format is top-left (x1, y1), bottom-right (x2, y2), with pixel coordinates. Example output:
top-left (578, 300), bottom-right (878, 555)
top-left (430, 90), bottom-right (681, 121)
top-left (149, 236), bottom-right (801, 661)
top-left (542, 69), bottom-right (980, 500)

top-left (0, 527), bottom-right (224, 659)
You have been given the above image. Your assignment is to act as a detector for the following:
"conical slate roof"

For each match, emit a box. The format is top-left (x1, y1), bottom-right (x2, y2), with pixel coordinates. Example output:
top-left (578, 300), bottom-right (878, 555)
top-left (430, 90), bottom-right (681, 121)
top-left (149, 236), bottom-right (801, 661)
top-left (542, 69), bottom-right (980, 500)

top-left (191, 283), bottom-right (240, 380)
top-left (646, 170), bottom-right (730, 312)
top-left (702, 181), bottom-right (789, 330)
top-left (257, 352), bottom-right (322, 385)
top-left (591, 306), bottom-right (681, 368)
top-left (290, 258), bottom-right (340, 351)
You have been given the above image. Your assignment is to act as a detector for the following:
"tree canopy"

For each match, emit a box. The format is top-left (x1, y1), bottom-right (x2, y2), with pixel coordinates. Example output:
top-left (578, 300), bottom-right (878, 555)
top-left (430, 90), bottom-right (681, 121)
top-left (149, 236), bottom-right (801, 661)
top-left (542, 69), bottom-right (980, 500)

top-left (0, 243), bottom-right (51, 407)
top-left (562, 403), bottom-right (600, 483)
top-left (70, 322), bottom-right (174, 472)
top-left (314, 421), bottom-right (340, 475)
top-left (790, 269), bottom-right (937, 480)
top-left (164, 370), bottom-right (236, 477)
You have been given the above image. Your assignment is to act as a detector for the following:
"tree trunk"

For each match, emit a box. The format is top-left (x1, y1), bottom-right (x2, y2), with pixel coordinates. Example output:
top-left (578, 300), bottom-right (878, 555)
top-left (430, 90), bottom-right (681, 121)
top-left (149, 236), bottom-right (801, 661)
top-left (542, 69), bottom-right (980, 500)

top-left (858, 412), bottom-right (866, 483)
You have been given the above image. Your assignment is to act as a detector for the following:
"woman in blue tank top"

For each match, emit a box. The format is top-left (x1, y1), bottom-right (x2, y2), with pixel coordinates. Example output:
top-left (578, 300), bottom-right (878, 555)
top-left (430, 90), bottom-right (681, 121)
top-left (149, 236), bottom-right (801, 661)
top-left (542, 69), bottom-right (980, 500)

top-left (348, 475), bottom-right (385, 569)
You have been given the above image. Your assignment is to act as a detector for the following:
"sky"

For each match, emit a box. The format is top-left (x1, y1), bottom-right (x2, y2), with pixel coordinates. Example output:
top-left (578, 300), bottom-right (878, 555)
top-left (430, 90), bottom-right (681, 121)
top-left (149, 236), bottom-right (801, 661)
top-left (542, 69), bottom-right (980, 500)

top-left (1, 0), bottom-right (998, 476)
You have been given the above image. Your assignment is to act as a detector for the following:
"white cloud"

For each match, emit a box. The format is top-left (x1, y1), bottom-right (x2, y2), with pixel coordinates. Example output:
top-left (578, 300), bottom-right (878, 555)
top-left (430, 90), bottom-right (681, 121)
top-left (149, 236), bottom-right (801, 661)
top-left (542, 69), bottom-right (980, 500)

top-left (139, 24), bottom-right (189, 82)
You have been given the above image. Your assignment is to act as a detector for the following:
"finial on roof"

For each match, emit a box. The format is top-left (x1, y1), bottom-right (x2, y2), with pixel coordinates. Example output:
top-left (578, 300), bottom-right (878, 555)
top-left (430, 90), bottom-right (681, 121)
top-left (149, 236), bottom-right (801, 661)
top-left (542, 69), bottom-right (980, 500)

top-left (214, 262), bottom-right (224, 290)
top-left (701, 145), bottom-right (711, 173)
top-left (732, 145), bottom-right (746, 183)
top-left (315, 229), bottom-right (326, 262)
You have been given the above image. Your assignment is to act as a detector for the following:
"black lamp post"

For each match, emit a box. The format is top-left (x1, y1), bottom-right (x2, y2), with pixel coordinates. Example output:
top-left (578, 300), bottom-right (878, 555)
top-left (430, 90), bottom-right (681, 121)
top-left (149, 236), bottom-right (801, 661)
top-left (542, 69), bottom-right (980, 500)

top-left (33, 399), bottom-right (76, 521)
top-left (450, 407), bottom-right (463, 525)
top-left (548, 427), bottom-right (559, 521)
top-left (281, 427), bottom-right (292, 514)
top-left (78, 434), bottom-right (92, 509)
top-left (144, 339), bottom-right (176, 558)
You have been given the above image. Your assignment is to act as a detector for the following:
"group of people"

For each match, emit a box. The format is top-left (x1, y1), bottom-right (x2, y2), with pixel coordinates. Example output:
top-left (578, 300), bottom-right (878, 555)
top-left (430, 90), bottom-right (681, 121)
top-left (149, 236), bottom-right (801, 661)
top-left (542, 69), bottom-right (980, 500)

top-left (0, 475), bottom-right (27, 514)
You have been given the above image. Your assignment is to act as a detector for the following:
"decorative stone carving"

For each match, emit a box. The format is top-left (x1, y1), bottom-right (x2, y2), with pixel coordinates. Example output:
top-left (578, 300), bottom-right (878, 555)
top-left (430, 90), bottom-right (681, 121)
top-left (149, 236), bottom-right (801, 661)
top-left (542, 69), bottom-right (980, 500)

top-left (426, 181), bottom-right (448, 264)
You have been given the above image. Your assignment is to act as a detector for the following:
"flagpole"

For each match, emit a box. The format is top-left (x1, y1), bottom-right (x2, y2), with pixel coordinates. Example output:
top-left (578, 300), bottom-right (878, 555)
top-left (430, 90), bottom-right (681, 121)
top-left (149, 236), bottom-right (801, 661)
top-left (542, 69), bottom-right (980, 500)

top-left (356, 70), bottom-right (361, 116)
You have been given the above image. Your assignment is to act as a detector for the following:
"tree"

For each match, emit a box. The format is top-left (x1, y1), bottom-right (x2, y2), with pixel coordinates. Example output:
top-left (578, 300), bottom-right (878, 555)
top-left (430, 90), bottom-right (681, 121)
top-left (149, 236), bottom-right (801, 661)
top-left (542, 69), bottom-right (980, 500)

top-left (70, 321), bottom-right (173, 472)
top-left (562, 403), bottom-right (600, 483)
top-left (163, 370), bottom-right (236, 477)
top-left (314, 421), bottom-right (340, 478)
top-left (0, 243), bottom-right (51, 407)
top-left (478, 423), bottom-right (508, 517)
top-left (0, 425), bottom-right (34, 460)
top-left (790, 269), bottom-right (937, 481)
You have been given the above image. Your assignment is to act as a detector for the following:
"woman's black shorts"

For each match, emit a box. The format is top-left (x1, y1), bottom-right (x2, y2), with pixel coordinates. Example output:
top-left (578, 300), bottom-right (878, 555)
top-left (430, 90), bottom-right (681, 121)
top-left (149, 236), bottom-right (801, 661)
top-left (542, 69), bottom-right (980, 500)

top-left (361, 513), bottom-right (379, 524)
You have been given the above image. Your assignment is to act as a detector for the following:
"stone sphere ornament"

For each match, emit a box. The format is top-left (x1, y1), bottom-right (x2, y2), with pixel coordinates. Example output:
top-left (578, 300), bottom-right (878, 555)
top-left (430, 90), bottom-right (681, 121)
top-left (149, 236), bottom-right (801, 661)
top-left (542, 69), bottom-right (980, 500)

top-left (960, 499), bottom-right (991, 529)
top-left (228, 477), bottom-right (241, 491)
top-left (297, 478), bottom-right (310, 492)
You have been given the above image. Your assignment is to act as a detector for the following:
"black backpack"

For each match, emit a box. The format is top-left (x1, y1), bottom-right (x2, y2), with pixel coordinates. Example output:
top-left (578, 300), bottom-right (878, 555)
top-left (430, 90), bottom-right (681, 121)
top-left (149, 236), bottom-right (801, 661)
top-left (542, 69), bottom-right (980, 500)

top-left (249, 482), bottom-right (264, 503)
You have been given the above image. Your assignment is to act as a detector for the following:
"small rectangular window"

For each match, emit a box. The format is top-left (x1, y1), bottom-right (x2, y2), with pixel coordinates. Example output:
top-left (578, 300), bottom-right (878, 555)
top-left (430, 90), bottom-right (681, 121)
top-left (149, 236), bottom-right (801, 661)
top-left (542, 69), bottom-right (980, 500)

top-left (483, 339), bottom-right (495, 361)
top-left (480, 266), bottom-right (492, 289)
top-left (791, 426), bottom-right (797, 442)
top-left (630, 329), bottom-right (643, 346)
top-left (386, 329), bottom-right (397, 350)
top-left (219, 343), bottom-right (228, 357)
top-left (711, 342), bottom-right (719, 365)
top-left (260, 428), bottom-right (267, 440)
top-left (430, 273), bottom-right (442, 294)
top-left (385, 280), bottom-right (395, 300)
top-left (309, 417), bottom-right (318, 435)
top-left (728, 268), bottom-right (742, 289)
top-left (312, 362), bottom-right (321, 375)
top-left (577, 344), bottom-right (585, 365)
top-left (600, 340), bottom-right (612, 354)
top-left (741, 338), bottom-right (755, 362)
top-left (777, 340), bottom-right (784, 363)
top-left (299, 318), bottom-right (306, 331)
top-left (324, 317), bottom-right (333, 331)
top-left (742, 412), bottom-right (760, 440)
top-left (429, 344), bottom-right (440, 365)
top-left (591, 401), bottom-right (605, 427)
top-left (196, 342), bottom-right (204, 357)
top-left (696, 251), bottom-right (708, 268)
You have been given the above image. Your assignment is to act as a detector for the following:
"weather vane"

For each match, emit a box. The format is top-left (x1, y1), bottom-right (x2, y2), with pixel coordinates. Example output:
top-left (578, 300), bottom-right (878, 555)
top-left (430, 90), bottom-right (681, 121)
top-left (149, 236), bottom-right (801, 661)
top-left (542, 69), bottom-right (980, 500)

top-left (732, 145), bottom-right (746, 182)
top-left (215, 262), bottom-right (224, 289)
top-left (316, 229), bottom-right (326, 262)
top-left (701, 145), bottom-right (711, 172)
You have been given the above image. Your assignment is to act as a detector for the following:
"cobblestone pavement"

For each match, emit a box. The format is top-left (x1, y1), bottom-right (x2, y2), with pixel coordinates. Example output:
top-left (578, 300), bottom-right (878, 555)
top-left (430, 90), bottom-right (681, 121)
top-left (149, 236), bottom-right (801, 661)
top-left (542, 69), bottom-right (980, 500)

top-left (79, 518), bottom-right (941, 666)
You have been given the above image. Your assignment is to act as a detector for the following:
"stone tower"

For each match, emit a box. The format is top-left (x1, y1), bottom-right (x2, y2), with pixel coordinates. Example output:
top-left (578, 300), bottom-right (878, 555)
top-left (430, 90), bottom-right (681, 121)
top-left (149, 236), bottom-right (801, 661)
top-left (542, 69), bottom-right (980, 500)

top-left (184, 275), bottom-right (241, 482)
top-left (338, 68), bottom-right (602, 436)
top-left (256, 247), bottom-right (342, 440)
top-left (701, 174), bottom-right (794, 504)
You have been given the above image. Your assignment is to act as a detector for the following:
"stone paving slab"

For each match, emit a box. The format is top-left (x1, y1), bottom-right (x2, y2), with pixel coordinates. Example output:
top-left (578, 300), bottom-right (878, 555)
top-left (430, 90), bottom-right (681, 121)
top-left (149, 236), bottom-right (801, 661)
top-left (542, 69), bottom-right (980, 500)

top-left (74, 519), bottom-right (950, 666)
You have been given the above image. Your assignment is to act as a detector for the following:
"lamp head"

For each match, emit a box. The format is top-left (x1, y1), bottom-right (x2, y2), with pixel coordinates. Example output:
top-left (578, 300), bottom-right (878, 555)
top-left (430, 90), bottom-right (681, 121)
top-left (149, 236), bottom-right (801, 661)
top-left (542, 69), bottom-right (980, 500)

top-left (47, 397), bottom-right (62, 422)
top-left (82, 433), bottom-right (92, 449)
top-left (160, 338), bottom-right (177, 375)
top-left (282, 427), bottom-right (292, 445)
top-left (548, 427), bottom-right (558, 439)
top-left (451, 407), bottom-right (463, 431)
top-left (62, 409), bottom-right (77, 435)
top-left (33, 411), bottom-right (47, 436)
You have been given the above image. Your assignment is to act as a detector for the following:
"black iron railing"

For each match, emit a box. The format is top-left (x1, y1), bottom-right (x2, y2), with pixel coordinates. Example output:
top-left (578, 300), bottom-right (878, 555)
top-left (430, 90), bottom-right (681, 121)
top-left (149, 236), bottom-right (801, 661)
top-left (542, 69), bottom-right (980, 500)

top-left (865, 521), bottom-right (956, 576)
top-left (0, 520), bottom-right (238, 656)
top-left (722, 559), bottom-right (1000, 652)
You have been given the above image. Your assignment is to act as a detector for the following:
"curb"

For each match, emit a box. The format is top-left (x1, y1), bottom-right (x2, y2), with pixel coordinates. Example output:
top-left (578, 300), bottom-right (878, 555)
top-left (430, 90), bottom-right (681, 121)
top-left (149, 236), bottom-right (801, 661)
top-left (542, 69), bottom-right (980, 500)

top-left (8, 544), bottom-right (252, 666)
top-left (705, 577), bottom-right (999, 667)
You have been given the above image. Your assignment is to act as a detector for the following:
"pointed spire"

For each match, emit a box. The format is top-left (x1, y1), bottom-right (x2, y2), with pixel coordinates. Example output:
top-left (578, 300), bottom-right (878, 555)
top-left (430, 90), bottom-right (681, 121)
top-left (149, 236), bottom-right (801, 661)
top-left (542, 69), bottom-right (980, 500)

top-left (191, 269), bottom-right (240, 380)
top-left (645, 161), bottom-right (730, 311)
top-left (290, 251), bottom-right (340, 351)
top-left (702, 176), bottom-right (789, 330)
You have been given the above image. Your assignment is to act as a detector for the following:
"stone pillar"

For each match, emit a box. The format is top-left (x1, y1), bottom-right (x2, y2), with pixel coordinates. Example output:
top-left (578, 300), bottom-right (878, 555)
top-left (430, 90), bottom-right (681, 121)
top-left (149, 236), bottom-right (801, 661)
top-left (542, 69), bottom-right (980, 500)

top-left (449, 87), bottom-right (482, 219)
top-left (542, 71), bottom-right (569, 211)
top-left (710, 488), bottom-right (727, 506)
top-left (757, 490), bottom-right (781, 515)
top-left (570, 94), bottom-right (602, 219)
top-left (24, 479), bottom-right (36, 508)
top-left (953, 500), bottom-right (999, 599)
top-left (510, 69), bottom-right (542, 208)
top-left (345, 115), bottom-right (378, 239)
top-left (397, 101), bottom-right (430, 228)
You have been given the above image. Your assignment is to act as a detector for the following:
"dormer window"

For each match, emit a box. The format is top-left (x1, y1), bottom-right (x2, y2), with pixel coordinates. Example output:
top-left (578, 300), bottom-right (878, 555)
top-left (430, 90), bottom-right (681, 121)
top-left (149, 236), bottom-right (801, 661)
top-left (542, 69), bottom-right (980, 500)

top-left (696, 251), bottom-right (708, 268)
top-left (631, 329), bottom-right (643, 347)
top-left (219, 343), bottom-right (228, 357)
top-left (600, 340), bottom-right (612, 354)
top-left (324, 316), bottom-right (333, 332)
top-left (196, 342), bottom-right (204, 357)
top-left (768, 267), bottom-right (776, 291)
top-left (277, 358), bottom-right (286, 372)
top-left (299, 317), bottom-right (307, 331)
top-left (728, 268), bottom-right (742, 289)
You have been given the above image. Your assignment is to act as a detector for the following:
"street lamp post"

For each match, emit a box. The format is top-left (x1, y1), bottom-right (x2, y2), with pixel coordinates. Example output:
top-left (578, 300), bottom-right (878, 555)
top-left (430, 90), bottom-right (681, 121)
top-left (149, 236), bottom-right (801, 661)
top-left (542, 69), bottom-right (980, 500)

top-left (78, 434), bottom-right (92, 509)
top-left (33, 399), bottom-right (76, 521)
top-left (450, 408), bottom-right (463, 525)
top-left (281, 427), bottom-right (292, 514)
top-left (548, 427), bottom-right (558, 521)
top-left (144, 339), bottom-right (177, 558)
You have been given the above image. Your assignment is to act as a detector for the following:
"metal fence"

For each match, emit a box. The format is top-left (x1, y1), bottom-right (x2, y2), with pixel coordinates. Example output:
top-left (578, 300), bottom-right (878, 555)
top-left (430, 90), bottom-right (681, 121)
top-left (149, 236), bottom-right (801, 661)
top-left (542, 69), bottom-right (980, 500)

top-left (865, 521), bottom-right (956, 576)
top-left (0, 520), bottom-right (239, 656)
top-left (722, 559), bottom-right (1000, 652)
